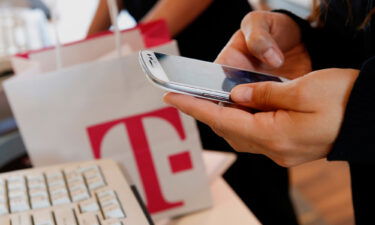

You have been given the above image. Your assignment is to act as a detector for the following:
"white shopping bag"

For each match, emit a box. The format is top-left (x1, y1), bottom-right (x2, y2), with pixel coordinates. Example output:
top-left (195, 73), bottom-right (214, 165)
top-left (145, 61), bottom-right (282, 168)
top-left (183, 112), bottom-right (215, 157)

top-left (4, 20), bottom-right (212, 220)
top-left (12, 20), bottom-right (167, 74)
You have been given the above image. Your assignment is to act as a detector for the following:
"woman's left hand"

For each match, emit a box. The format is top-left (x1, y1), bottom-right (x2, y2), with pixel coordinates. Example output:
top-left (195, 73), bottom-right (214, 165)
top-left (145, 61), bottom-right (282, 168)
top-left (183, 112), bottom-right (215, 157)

top-left (164, 68), bottom-right (359, 167)
top-left (215, 11), bottom-right (312, 80)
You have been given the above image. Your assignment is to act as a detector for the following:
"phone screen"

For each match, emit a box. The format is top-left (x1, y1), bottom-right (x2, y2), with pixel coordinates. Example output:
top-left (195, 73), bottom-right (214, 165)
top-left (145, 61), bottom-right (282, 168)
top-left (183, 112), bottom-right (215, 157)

top-left (155, 52), bottom-right (282, 92)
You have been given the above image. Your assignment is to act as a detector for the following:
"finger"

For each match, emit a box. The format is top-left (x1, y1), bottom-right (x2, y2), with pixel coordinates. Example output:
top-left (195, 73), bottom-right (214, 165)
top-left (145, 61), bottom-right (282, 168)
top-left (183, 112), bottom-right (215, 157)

top-left (230, 81), bottom-right (313, 112)
top-left (241, 11), bottom-right (284, 68)
top-left (227, 103), bottom-right (256, 113)
top-left (163, 92), bottom-right (256, 138)
top-left (163, 93), bottom-right (310, 161)
top-left (215, 31), bottom-right (256, 71)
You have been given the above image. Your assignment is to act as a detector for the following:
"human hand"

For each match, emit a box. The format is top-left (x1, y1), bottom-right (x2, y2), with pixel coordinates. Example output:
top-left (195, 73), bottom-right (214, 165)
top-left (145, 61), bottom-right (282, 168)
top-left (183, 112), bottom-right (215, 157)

top-left (164, 69), bottom-right (359, 167)
top-left (216, 11), bottom-right (311, 80)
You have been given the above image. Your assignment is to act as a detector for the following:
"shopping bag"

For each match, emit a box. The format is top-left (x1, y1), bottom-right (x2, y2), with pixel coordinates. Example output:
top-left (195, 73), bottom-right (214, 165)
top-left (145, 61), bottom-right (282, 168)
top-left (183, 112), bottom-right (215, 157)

top-left (4, 20), bottom-right (212, 220)
top-left (11, 20), bottom-right (169, 74)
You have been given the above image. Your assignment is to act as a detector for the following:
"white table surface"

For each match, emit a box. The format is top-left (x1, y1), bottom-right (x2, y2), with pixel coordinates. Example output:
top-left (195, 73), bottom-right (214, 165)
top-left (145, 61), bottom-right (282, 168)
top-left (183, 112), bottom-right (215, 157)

top-left (157, 177), bottom-right (261, 225)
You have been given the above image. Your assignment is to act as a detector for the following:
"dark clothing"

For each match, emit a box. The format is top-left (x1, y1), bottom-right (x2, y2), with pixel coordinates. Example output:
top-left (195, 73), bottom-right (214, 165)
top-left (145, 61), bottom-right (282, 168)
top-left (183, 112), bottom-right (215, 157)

top-left (124, 1), bottom-right (299, 224)
top-left (278, 1), bottom-right (375, 224)
top-left (334, 59), bottom-right (375, 225)
top-left (332, 58), bottom-right (375, 162)
top-left (350, 163), bottom-right (375, 225)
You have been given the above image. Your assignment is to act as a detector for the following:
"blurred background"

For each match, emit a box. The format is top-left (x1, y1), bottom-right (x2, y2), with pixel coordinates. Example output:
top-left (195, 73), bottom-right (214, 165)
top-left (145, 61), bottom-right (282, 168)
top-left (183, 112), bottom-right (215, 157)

top-left (0, 1), bottom-right (353, 225)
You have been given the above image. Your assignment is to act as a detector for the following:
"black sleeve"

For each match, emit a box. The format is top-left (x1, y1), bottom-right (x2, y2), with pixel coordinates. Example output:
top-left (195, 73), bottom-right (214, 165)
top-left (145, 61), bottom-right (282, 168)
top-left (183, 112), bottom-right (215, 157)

top-left (273, 10), bottom-right (364, 70)
top-left (274, 10), bottom-right (375, 163)
top-left (327, 56), bottom-right (375, 163)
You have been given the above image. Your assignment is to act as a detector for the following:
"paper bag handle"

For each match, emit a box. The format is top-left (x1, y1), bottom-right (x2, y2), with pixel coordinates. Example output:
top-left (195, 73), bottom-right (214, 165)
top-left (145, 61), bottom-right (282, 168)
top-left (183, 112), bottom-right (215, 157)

top-left (107, 0), bottom-right (122, 57)
top-left (47, 0), bottom-right (63, 70)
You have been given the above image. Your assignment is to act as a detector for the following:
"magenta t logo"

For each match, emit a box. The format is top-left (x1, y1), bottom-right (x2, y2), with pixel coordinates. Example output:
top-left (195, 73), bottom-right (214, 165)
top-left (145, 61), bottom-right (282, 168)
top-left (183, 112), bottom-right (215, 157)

top-left (86, 107), bottom-right (193, 213)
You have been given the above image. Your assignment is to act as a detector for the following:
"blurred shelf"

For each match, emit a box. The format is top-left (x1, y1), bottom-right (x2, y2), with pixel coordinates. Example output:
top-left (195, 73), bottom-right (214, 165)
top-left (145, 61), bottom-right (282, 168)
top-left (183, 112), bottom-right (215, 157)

top-left (0, 56), bottom-right (12, 78)
top-left (0, 131), bottom-right (27, 169)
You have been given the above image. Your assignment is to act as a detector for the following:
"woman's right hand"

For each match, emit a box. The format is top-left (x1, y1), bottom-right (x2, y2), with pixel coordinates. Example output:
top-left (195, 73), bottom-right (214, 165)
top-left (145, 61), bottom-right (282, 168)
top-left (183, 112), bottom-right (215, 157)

top-left (216, 11), bottom-right (311, 80)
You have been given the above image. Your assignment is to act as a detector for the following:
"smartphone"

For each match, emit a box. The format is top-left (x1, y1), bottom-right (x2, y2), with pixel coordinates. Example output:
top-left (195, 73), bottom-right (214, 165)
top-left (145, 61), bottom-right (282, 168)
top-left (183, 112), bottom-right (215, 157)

top-left (139, 50), bottom-right (288, 103)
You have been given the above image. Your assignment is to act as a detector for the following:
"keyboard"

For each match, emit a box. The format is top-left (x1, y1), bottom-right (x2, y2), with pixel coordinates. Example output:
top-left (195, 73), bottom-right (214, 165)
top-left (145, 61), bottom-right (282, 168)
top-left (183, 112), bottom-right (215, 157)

top-left (0, 159), bottom-right (151, 225)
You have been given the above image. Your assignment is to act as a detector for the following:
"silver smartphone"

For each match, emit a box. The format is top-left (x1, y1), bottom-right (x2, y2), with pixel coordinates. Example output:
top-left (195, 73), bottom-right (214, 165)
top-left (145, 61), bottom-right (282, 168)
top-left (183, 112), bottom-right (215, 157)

top-left (139, 50), bottom-right (288, 103)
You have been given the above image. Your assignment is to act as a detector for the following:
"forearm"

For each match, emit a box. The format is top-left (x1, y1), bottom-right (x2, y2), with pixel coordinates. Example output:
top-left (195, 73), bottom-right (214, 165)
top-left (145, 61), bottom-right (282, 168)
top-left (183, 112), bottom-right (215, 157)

top-left (141, 0), bottom-right (213, 36)
top-left (87, 0), bottom-right (124, 36)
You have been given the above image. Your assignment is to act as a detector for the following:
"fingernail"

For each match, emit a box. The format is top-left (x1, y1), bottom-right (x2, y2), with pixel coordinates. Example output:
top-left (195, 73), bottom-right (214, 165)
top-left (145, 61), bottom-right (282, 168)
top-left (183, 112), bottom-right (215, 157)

top-left (233, 86), bottom-right (253, 103)
top-left (264, 48), bottom-right (283, 68)
top-left (163, 93), bottom-right (172, 104)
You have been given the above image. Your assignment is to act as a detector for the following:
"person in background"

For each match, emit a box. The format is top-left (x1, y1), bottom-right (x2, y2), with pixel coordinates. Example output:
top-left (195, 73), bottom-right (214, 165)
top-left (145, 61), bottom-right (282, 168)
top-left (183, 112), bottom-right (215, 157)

top-left (88, 1), bottom-right (300, 225)
top-left (164, 0), bottom-right (375, 224)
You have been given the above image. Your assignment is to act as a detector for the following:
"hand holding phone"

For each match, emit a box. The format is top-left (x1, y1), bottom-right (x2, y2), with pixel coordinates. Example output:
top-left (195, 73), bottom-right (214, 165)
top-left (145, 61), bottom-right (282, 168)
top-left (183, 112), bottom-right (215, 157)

top-left (139, 51), bottom-right (288, 103)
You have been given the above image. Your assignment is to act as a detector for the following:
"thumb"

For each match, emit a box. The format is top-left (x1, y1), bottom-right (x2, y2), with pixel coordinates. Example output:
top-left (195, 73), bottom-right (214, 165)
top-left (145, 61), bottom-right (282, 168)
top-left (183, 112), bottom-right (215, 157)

top-left (230, 82), bottom-right (297, 111)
